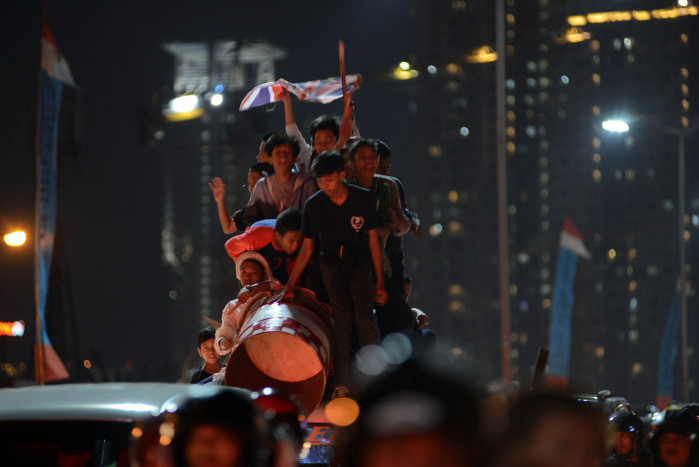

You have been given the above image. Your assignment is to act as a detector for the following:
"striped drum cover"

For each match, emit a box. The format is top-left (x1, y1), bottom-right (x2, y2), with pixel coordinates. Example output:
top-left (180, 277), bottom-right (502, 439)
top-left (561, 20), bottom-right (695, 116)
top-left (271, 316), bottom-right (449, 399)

top-left (224, 287), bottom-right (333, 413)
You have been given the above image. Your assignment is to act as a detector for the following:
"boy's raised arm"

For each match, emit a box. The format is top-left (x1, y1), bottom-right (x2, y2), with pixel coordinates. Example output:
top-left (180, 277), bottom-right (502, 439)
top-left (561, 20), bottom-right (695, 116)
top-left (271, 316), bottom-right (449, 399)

top-left (209, 177), bottom-right (237, 234)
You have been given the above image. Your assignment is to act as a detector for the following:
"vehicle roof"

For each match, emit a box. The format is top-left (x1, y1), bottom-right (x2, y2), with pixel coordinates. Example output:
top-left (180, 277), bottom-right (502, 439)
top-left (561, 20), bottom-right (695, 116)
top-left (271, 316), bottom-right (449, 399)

top-left (0, 382), bottom-right (249, 422)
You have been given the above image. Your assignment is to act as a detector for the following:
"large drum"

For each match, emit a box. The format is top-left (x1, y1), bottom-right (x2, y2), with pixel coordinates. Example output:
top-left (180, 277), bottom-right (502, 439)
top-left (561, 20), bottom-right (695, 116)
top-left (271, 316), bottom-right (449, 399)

top-left (224, 286), bottom-right (333, 413)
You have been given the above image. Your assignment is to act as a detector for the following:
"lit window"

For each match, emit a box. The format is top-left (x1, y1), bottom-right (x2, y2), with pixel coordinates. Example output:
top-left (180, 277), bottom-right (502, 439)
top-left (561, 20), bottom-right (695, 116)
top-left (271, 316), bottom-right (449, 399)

top-left (608, 249), bottom-right (617, 260)
top-left (629, 297), bottom-right (638, 311)
top-left (592, 153), bottom-right (601, 163)
top-left (428, 145), bottom-right (442, 157)
top-left (592, 73), bottom-right (601, 85)
top-left (507, 126), bottom-right (516, 138)
top-left (631, 362), bottom-right (643, 376)
top-left (429, 223), bottom-right (443, 236)
top-left (593, 169), bottom-right (601, 182)
top-left (592, 137), bottom-right (601, 150)
top-left (647, 265), bottom-right (658, 277)
top-left (448, 284), bottom-right (463, 296)
top-left (629, 280), bottom-right (637, 292)
top-left (448, 190), bottom-right (458, 202)
top-left (595, 347), bottom-right (605, 358)
top-left (592, 105), bottom-right (601, 116)
top-left (561, 75), bottom-right (569, 84)
top-left (451, 0), bottom-right (466, 10)
top-left (526, 126), bottom-right (536, 138)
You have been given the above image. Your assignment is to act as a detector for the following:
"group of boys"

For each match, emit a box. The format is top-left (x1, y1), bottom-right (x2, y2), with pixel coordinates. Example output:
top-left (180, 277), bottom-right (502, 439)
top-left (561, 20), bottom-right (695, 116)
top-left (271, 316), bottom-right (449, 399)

top-left (201, 90), bottom-right (425, 398)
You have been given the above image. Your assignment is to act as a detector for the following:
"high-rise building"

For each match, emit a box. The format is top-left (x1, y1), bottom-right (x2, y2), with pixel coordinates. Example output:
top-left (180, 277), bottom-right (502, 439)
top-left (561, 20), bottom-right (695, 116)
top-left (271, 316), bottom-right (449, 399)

top-left (409, 0), bottom-right (697, 402)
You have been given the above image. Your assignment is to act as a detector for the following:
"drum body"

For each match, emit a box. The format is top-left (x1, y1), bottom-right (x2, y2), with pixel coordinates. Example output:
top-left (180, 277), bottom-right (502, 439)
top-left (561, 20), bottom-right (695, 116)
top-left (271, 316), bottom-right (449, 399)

top-left (224, 287), bottom-right (333, 413)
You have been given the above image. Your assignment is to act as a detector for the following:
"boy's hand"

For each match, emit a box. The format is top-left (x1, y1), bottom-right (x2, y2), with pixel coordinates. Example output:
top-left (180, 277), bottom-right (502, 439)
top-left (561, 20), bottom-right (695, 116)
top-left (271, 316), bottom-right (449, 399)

top-left (209, 177), bottom-right (226, 202)
top-left (374, 284), bottom-right (387, 305)
top-left (238, 291), bottom-right (251, 303)
top-left (217, 337), bottom-right (232, 352)
top-left (280, 286), bottom-right (295, 302)
top-left (280, 88), bottom-right (291, 104)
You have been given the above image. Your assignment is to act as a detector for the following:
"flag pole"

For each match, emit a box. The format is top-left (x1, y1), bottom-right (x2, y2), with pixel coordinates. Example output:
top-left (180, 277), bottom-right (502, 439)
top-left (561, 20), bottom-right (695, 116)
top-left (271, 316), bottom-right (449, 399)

top-left (34, 9), bottom-right (48, 386)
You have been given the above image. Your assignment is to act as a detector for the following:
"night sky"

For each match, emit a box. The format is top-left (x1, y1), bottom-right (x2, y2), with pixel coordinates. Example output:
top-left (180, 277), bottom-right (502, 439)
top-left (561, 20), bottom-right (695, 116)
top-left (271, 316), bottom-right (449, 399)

top-left (0, 1), bottom-right (416, 381)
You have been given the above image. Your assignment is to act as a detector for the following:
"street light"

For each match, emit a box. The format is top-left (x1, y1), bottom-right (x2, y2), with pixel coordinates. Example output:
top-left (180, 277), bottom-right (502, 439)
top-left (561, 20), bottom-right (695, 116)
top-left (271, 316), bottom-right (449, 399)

top-left (3, 230), bottom-right (27, 247)
top-left (602, 119), bottom-right (693, 402)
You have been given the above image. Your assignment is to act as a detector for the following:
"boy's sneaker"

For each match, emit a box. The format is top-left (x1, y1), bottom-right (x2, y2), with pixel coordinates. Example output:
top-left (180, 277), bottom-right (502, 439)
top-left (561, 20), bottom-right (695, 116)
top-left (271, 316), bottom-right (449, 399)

top-left (330, 385), bottom-right (350, 400)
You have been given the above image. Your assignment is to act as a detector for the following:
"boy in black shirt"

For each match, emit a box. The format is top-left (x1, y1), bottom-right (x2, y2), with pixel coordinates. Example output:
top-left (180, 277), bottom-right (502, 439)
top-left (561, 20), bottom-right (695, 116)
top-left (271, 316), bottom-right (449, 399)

top-left (284, 151), bottom-right (387, 398)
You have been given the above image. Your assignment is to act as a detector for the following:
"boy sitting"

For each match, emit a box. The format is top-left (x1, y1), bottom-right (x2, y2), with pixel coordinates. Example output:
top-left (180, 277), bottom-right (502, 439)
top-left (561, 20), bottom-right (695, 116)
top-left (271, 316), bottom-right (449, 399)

top-left (215, 251), bottom-right (277, 356)
top-left (284, 151), bottom-right (387, 398)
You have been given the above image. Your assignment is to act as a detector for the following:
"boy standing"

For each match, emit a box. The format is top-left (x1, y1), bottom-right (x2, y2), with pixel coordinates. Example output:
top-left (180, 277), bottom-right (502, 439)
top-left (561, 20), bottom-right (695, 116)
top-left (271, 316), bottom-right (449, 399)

top-left (284, 151), bottom-right (387, 398)
top-left (241, 133), bottom-right (317, 228)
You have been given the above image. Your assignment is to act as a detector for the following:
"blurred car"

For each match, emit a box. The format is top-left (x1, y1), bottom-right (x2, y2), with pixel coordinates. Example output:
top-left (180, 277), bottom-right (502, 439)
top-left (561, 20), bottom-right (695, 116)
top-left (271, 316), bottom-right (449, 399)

top-left (0, 382), bottom-right (252, 466)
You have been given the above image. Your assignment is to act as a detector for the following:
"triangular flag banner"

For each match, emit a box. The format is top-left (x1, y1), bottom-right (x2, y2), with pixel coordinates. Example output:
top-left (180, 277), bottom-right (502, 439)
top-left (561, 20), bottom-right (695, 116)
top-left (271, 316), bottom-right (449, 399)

top-left (547, 217), bottom-right (591, 390)
top-left (35, 21), bottom-right (72, 383)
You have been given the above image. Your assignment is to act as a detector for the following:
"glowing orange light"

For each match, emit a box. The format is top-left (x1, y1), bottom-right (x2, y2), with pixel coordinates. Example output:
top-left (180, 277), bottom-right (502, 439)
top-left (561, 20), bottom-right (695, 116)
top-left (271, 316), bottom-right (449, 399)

top-left (324, 397), bottom-right (360, 427)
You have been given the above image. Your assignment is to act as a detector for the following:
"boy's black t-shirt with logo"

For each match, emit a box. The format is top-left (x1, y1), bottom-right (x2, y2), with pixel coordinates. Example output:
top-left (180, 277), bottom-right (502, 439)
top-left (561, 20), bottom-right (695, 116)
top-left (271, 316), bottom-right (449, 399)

top-left (302, 183), bottom-right (377, 262)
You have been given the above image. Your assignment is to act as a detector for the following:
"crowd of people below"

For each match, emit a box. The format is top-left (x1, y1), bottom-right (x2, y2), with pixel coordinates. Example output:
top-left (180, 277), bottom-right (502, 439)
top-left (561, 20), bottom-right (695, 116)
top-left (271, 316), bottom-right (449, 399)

top-left (144, 354), bottom-right (699, 466)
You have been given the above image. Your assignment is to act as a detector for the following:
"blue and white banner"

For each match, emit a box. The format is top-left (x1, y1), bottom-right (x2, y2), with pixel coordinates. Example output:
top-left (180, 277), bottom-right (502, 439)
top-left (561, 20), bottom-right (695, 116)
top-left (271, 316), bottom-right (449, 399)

top-left (547, 217), bottom-right (591, 390)
top-left (34, 21), bottom-right (73, 383)
top-left (657, 285), bottom-right (681, 409)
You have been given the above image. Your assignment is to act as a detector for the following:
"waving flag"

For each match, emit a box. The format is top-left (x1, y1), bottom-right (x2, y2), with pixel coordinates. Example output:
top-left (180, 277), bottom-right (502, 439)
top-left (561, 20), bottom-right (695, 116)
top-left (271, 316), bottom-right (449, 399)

top-left (547, 217), bottom-right (591, 391)
top-left (35, 21), bottom-right (73, 383)
top-left (239, 74), bottom-right (362, 111)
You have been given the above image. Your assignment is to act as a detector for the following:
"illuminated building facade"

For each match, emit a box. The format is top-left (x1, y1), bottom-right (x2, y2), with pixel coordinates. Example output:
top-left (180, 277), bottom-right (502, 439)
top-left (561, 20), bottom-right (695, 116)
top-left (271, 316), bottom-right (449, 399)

top-left (409, 0), bottom-right (697, 401)
top-left (406, 0), bottom-right (502, 378)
